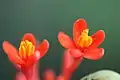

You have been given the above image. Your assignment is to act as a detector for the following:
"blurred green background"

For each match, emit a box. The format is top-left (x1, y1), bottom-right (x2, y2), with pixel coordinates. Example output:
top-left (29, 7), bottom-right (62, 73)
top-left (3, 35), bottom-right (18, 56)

top-left (0, 0), bottom-right (120, 80)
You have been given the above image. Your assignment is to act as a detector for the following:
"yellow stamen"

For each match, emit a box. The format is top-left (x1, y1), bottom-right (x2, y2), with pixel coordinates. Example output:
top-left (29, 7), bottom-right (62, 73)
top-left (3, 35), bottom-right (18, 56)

top-left (77, 29), bottom-right (93, 47)
top-left (19, 40), bottom-right (35, 59)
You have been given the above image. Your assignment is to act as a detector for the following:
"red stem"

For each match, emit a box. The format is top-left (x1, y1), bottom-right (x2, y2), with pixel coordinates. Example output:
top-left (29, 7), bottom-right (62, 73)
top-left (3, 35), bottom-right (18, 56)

top-left (66, 57), bottom-right (83, 80)
top-left (61, 50), bottom-right (83, 80)
top-left (23, 64), bottom-right (40, 80)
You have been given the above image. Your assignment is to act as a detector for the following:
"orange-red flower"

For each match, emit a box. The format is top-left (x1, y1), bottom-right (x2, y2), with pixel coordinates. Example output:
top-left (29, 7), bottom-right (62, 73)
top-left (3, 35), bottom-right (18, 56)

top-left (2, 33), bottom-right (49, 69)
top-left (58, 18), bottom-right (105, 60)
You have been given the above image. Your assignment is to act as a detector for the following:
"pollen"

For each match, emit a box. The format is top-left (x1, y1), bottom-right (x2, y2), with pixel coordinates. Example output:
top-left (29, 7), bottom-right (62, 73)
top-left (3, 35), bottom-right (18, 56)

top-left (77, 29), bottom-right (93, 47)
top-left (19, 40), bottom-right (35, 59)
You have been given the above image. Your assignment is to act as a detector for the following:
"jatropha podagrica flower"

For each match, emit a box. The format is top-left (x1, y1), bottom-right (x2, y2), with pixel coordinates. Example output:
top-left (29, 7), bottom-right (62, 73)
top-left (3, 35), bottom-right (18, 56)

top-left (2, 33), bottom-right (49, 75)
top-left (58, 18), bottom-right (105, 60)
top-left (57, 18), bottom-right (105, 80)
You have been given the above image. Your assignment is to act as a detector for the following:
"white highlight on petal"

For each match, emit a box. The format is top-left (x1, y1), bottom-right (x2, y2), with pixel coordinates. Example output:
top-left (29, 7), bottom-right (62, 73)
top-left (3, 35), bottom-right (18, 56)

top-left (35, 50), bottom-right (40, 60)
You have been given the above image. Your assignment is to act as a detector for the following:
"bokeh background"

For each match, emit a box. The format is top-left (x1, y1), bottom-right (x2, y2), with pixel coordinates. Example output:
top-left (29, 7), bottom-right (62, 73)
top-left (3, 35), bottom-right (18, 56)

top-left (0, 0), bottom-right (120, 80)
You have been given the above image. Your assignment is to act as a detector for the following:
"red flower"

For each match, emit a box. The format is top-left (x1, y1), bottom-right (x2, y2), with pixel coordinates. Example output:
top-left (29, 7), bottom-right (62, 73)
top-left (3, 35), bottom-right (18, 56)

top-left (2, 33), bottom-right (49, 69)
top-left (58, 18), bottom-right (105, 60)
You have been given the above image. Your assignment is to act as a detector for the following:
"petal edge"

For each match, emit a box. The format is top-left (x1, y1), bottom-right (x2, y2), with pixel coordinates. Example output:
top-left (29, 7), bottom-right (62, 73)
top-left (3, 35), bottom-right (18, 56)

top-left (22, 33), bottom-right (36, 46)
top-left (68, 49), bottom-right (83, 59)
top-left (58, 32), bottom-right (75, 49)
top-left (2, 41), bottom-right (24, 64)
top-left (37, 39), bottom-right (49, 58)
top-left (90, 30), bottom-right (105, 48)
top-left (73, 18), bottom-right (87, 43)
top-left (84, 48), bottom-right (104, 60)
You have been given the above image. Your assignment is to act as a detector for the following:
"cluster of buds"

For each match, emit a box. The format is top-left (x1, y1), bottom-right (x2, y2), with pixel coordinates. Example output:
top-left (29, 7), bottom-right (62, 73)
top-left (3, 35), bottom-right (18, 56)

top-left (2, 18), bottom-right (105, 80)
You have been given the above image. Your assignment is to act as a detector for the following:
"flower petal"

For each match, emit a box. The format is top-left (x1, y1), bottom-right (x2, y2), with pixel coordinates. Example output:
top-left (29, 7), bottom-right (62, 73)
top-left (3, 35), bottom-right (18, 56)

top-left (73, 18), bottom-right (87, 43)
top-left (56, 75), bottom-right (65, 80)
top-left (68, 49), bottom-right (83, 59)
top-left (22, 33), bottom-right (36, 46)
top-left (58, 32), bottom-right (75, 49)
top-left (43, 69), bottom-right (56, 80)
top-left (90, 30), bottom-right (105, 48)
top-left (37, 39), bottom-right (49, 58)
top-left (84, 48), bottom-right (104, 60)
top-left (2, 41), bottom-right (24, 65)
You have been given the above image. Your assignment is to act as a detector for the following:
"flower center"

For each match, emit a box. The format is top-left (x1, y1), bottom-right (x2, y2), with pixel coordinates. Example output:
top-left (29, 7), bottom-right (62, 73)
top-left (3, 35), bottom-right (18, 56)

top-left (76, 29), bottom-right (93, 48)
top-left (19, 40), bottom-right (35, 59)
